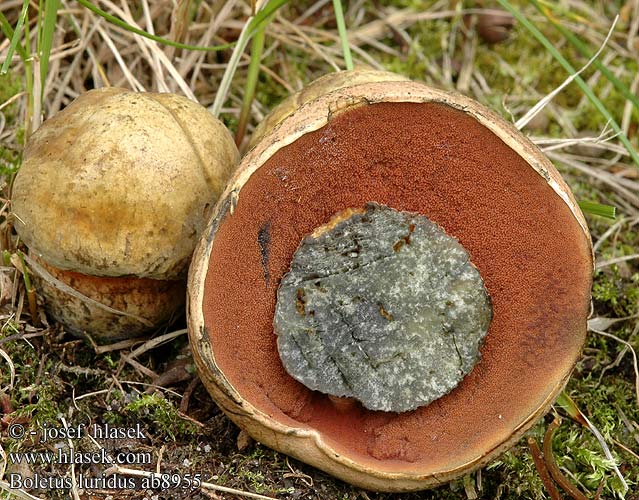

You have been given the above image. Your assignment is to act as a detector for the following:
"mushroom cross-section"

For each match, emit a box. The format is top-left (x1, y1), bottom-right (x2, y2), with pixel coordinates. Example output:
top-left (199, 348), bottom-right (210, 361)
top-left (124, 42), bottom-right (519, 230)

top-left (187, 72), bottom-right (593, 491)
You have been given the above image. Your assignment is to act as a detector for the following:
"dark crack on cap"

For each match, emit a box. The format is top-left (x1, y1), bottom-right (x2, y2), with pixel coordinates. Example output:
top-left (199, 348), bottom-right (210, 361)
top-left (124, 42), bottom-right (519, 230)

top-left (274, 203), bottom-right (492, 412)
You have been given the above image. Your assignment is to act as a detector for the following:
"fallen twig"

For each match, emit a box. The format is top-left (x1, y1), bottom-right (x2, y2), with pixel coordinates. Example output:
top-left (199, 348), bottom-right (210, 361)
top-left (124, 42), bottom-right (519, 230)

top-left (0, 480), bottom-right (46, 500)
top-left (528, 436), bottom-right (562, 500)
top-left (106, 466), bottom-right (280, 500)
top-left (542, 417), bottom-right (590, 500)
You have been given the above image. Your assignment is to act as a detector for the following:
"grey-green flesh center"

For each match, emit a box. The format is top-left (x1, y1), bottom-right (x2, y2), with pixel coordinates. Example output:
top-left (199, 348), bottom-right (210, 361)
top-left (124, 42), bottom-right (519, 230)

top-left (274, 203), bottom-right (492, 413)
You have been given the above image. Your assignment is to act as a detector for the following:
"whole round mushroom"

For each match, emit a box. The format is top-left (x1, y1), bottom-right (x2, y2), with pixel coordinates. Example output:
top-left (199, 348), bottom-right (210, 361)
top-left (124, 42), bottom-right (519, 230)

top-left (12, 87), bottom-right (239, 343)
top-left (187, 71), bottom-right (594, 490)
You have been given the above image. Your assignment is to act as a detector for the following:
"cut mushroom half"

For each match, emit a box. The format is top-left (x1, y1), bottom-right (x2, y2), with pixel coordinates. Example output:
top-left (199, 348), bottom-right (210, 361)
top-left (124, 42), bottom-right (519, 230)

top-left (187, 72), bottom-right (593, 491)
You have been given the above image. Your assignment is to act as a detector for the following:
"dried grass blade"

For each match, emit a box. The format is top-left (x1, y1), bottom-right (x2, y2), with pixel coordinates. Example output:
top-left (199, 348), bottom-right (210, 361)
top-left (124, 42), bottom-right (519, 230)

top-left (590, 329), bottom-right (639, 408)
top-left (596, 254), bottom-right (639, 270)
top-left (139, 0), bottom-right (169, 93)
top-left (99, 0), bottom-right (192, 98)
top-left (498, 0), bottom-right (639, 168)
top-left (0, 481), bottom-right (46, 500)
top-left (211, 0), bottom-right (288, 117)
top-left (75, 0), bottom-right (233, 53)
top-left (528, 436), bottom-right (562, 500)
top-left (111, 466), bottom-right (280, 499)
top-left (515, 15), bottom-right (618, 130)
top-left (60, 416), bottom-right (81, 500)
top-left (169, 0), bottom-right (192, 46)
top-left (94, 19), bottom-right (145, 91)
top-left (128, 329), bottom-right (187, 359)
top-left (22, 253), bottom-right (153, 326)
top-left (11, 252), bottom-right (39, 326)
top-left (0, 347), bottom-right (15, 389)
top-left (542, 417), bottom-right (590, 500)
top-left (532, 0), bottom-right (639, 114)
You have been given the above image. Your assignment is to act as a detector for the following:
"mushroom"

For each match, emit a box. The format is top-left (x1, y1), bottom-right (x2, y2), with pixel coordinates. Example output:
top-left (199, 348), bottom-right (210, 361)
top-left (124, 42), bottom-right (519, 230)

top-left (463, 9), bottom-right (516, 44)
top-left (187, 71), bottom-right (593, 490)
top-left (12, 88), bottom-right (239, 343)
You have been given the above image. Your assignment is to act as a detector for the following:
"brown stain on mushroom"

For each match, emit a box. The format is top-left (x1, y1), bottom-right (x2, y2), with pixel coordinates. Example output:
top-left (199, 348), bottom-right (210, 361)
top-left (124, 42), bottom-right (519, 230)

top-left (257, 221), bottom-right (272, 284)
top-left (202, 102), bottom-right (592, 473)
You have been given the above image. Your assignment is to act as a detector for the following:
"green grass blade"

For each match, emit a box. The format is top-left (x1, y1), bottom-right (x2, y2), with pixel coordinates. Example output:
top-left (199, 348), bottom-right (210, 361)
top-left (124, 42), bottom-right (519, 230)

top-left (17, 251), bottom-right (33, 293)
top-left (22, 1), bottom-right (35, 140)
top-left (210, 24), bottom-right (253, 118)
top-left (39, 0), bottom-right (61, 101)
top-left (1, 0), bottom-right (30, 75)
top-left (248, 0), bottom-right (288, 35)
top-left (497, 0), bottom-right (639, 168)
top-left (0, 12), bottom-right (28, 63)
top-left (75, 0), bottom-right (234, 52)
top-left (211, 0), bottom-right (288, 118)
top-left (37, 0), bottom-right (43, 59)
top-left (578, 200), bottom-right (616, 220)
top-left (531, 0), bottom-right (639, 113)
top-left (332, 0), bottom-right (353, 70)
top-left (235, 16), bottom-right (270, 147)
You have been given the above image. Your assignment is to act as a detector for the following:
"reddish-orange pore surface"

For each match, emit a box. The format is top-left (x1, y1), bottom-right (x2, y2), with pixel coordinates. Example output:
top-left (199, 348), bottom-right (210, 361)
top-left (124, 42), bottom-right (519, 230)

top-left (202, 102), bottom-right (592, 472)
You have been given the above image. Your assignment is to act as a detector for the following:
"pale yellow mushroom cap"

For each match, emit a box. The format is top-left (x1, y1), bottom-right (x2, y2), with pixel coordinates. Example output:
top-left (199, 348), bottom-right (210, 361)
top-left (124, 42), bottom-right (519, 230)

top-left (12, 88), bottom-right (239, 280)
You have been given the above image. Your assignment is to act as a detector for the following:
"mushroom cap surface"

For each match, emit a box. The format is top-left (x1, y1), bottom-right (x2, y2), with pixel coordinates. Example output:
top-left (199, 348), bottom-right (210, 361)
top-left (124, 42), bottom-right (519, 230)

top-left (12, 88), bottom-right (239, 280)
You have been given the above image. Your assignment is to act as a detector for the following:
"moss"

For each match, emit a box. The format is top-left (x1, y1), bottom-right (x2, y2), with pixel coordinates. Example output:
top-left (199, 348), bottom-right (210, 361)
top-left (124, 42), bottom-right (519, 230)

top-left (123, 393), bottom-right (199, 440)
top-left (0, 338), bottom-right (67, 454)
top-left (220, 113), bottom-right (239, 135)
top-left (0, 72), bottom-right (21, 109)
top-left (102, 353), bottom-right (118, 369)
top-left (592, 264), bottom-right (639, 317)
top-left (230, 447), bottom-right (292, 496)
top-left (485, 449), bottom-right (547, 500)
